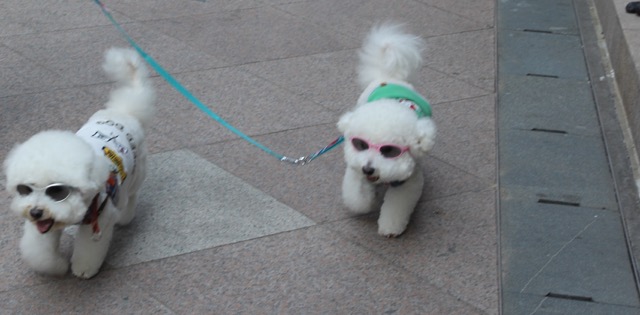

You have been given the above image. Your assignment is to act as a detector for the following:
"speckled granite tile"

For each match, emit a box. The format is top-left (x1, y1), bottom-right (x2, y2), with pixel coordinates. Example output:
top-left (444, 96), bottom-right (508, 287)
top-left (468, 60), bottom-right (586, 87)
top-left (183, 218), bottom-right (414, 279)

top-left (109, 23), bottom-right (228, 73)
top-left (277, 0), bottom-right (486, 40)
top-left (142, 6), bottom-right (354, 66)
top-left (152, 67), bottom-right (336, 148)
top-left (0, 88), bottom-right (101, 161)
top-left (115, 226), bottom-right (485, 314)
top-left (237, 49), bottom-right (489, 113)
top-left (238, 49), bottom-right (359, 112)
top-left (423, 28), bottom-right (496, 92)
top-left (1, 27), bottom-right (129, 87)
top-left (416, 0), bottom-right (495, 27)
top-left (430, 94), bottom-right (497, 181)
top-left (0, 269), bottom-right (174, 314)
top-left (2, 24), bottom-right (224, 87)
top-left (327, 190), bottom-right (498, 313)
top-left (0, 0), bottom-right (131, 36)
top-left (106, 0), bottom-right (264, 21)
top-left (192, 124), bottom-right (348, 223)
top-left (0, 46), bottom-right (66, 98)
top-left (105, 149), bottom-right (315, 268)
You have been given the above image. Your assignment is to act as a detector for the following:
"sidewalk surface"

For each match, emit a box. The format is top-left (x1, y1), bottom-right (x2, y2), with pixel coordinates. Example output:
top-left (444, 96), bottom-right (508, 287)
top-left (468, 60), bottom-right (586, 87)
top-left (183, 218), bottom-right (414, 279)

top-left (1, 0), bottom-right (639, 314)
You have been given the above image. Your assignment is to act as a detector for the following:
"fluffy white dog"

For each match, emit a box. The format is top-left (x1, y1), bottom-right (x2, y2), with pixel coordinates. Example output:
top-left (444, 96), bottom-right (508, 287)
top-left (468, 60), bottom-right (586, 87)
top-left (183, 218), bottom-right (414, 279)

top-left (337, 24), bottom-right (436, 237)
top-left (4, 48), bottom-right (154, 278)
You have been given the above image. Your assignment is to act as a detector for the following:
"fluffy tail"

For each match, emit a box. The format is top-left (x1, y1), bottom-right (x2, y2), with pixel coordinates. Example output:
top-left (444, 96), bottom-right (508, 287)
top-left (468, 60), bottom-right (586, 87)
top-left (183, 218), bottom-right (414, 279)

top-left (102, 48), bottom-right (155, 127)
top-left (358, 23), bottom-right (425, 88)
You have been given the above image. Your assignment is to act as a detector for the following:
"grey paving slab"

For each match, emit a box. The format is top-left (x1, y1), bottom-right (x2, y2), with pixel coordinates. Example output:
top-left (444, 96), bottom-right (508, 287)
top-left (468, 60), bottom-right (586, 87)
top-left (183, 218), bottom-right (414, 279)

top-left (502, 291), bottom-right (640, 315)
top-left (416, 0), bottom-right (495, 28)
top-left (0, 88), bottom-right (101, 159)
top-left (422, 28), bottom-right (496, 92)
top-left (106, 0), bottom-right (264, 21)
top-left (327, 190), bottom-right (499, 313)
top-left (0, 269), bottom-right (174, 314)
top-left (237, 49), bottom-right (358, 112)
top-left (498, 0), bottom-right (578, 35)
top-left (501, 187), bottom-right (639, 306)
top-left (1, 27), bottom-right (130, 87)
top-left (106, 149), bottom-right (315, 268)
top-left (498, 30), bottom-right (588, 79)
top-left (0, 45), bottom-right (66, 98)
top-left (236, 47), bottom-right (492, 114)
top-left (277, 0), bottom-right (487, 40)
top-left (154, 67), bottom-right (337, 148)
top-left (116, 225), bottom-right (485, 314)
top-left (141, 6), bottom-right (354, 66)
top-left (499, 74), bottom-right (601, 137)
top-left (0, 0), bottom-right (131, 36)
top-left (499, 129), bottom-right (617, 210)
top-left (430, 94), bottom-right (497, 181)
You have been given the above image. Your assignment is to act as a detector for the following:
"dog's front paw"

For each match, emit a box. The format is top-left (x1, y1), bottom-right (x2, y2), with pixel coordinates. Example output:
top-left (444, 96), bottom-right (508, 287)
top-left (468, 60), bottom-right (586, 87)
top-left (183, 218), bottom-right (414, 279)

top-left (71, 255), bottom-right (102, 279)
top-left (377, 216), bottom-right (408, 238)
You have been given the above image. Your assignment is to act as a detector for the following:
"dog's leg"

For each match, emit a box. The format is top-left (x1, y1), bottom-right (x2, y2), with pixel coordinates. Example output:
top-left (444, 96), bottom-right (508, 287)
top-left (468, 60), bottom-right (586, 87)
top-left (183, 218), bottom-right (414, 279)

top-left (117, 194), bottom-right (137, 225)
top-left (71, 205), bottom-right (117, 279)
top-left (378, 170), bottom-right (424, 237)
top-left (20, 221), bottom-right (69, 275)
top-left (118, 157), bottom-right (146, 225)
top-left (342, 167), bottom-right (376, 214)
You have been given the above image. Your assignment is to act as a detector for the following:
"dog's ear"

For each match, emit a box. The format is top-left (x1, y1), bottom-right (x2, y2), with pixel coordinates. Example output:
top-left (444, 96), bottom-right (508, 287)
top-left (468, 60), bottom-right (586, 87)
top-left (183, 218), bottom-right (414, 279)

top-left (411, 118), bottom-right (436, 155)
top-left (337, 111), bottom-right (354, 134)
top-left (80, 157), bottom-right (111, 196)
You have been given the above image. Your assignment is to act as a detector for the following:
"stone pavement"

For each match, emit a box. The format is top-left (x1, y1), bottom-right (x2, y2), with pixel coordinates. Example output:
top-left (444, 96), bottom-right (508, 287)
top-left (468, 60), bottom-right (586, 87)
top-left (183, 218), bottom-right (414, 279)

top-left (0, 0), bottom-right (638, 314)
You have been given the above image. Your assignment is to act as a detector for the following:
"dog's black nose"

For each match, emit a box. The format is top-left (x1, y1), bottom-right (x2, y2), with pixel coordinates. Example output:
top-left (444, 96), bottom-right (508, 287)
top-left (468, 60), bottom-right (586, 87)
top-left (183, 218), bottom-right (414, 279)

top-left (362, 165), bottom-right (375, 175)
top-left (29, 208), bottom-right (44, 220)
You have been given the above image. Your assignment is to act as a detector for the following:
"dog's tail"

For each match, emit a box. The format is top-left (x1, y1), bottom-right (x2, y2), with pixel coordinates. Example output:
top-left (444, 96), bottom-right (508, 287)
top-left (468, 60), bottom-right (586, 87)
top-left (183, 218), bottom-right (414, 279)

top-left (102, 48), bottom-right (155, 127)
top-left (357, 23), bottom-right (425, 88)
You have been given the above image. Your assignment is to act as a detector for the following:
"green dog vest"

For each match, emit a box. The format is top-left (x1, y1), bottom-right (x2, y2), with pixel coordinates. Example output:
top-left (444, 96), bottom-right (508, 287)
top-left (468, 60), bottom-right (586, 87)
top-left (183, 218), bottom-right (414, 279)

top-left (366, 83), bottom-right (432, 118)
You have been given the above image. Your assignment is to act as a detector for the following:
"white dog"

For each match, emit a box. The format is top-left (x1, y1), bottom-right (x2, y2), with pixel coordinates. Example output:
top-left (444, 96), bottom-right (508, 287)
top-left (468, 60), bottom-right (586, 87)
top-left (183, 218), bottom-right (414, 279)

top-left (3, 48), bottom-right (154, 278)
top-left (337, 24), bottom-right (436, 237)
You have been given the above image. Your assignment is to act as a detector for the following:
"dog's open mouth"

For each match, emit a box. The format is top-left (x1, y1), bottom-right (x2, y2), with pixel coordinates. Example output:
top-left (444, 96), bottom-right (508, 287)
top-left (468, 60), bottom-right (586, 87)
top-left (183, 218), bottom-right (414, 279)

top-left (366, 175), bottom-right (380, 182)
top-left (35, 219), bottom-right (55, 234)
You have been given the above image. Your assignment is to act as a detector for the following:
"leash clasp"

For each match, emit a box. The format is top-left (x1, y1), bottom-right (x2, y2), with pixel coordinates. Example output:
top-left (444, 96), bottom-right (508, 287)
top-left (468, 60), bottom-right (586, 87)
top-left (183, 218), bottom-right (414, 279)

top-left (280, 156), bottom-right (310, 166)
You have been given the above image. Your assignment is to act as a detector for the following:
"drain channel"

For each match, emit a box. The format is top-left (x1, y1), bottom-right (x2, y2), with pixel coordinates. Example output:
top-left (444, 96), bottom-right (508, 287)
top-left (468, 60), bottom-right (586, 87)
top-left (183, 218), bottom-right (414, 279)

top-left (546, 292), bottom-right (594, 302)
top-left (538, 199), bottom-right (581, 207)
top-left (531, 128), bottom-right (567, 134)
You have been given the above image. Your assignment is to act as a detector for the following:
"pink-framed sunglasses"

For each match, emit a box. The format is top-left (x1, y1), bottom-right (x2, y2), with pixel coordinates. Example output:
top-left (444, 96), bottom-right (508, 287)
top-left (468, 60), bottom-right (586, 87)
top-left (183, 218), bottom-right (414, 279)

top-left (349, 137), bottom-right (410, 158)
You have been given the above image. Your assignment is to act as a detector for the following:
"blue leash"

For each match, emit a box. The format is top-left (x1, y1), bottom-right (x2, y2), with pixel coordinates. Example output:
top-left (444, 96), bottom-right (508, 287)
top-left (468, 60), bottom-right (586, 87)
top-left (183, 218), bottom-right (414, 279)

top-left (92, 0), bottom-right (343, 165)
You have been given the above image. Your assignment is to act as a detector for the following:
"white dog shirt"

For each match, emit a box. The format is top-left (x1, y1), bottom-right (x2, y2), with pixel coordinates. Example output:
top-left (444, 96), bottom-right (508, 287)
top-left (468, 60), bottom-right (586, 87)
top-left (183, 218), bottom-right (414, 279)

top-left (76, 118), bottom-right (136, 185)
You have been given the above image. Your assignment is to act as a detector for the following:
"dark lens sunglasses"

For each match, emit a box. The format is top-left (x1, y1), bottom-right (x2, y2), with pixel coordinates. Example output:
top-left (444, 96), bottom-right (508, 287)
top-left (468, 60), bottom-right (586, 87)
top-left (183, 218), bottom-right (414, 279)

top-left (350, 137), bottom-right (410, 159)
top-left (16, 183), bottom-right (75, 202)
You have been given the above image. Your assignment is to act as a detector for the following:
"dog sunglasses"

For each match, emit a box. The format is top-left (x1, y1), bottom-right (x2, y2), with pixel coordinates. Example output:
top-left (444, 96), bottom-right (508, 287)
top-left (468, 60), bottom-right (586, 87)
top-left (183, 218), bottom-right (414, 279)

top-left (16, 183), bottom-right (76, 202)
top-left (349, 137), bottom-right (410, 158)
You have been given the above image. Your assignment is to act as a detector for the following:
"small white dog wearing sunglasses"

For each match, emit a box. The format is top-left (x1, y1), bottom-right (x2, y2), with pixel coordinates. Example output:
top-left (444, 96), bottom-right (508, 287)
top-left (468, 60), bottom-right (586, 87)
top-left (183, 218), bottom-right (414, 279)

top-left (337, 24), bottom-right (436, 237)
top-left (3, 48), bottom-right (154, 278)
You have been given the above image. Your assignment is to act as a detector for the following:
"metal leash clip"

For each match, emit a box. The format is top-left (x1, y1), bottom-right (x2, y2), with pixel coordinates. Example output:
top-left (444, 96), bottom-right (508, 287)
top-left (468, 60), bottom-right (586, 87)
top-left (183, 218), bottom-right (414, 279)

top-left (280, 156), bottom-right (311, 166)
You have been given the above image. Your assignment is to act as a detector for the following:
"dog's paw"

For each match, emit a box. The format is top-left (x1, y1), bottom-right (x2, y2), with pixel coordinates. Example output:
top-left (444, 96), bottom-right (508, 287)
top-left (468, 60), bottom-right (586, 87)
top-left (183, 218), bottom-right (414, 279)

top-left (343, 194), bottom-right (375, 214)
top-left (71, 256), bottom-right (101, 279)
top-left (377, 217), bottom-right (408, 238)
top-left (35, 257), bottom-right (70, 276)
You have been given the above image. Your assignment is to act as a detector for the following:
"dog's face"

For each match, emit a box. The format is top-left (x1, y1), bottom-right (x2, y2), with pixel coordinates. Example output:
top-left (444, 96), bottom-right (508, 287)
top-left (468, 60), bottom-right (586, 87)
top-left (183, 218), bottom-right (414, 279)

top-left (4, 131), bottom-right (110, 234)
top-left (337, 100), bottom-right (436, 184)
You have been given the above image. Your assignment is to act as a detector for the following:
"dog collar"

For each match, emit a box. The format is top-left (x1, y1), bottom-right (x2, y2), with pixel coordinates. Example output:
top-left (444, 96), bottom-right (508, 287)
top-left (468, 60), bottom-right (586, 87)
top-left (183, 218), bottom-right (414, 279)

top-left (81, 172), bottom-right (119, 239)
top-left (389, 180), bottom-right (406, 187)
top-left (367, 83), bottom-right (432, 118)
